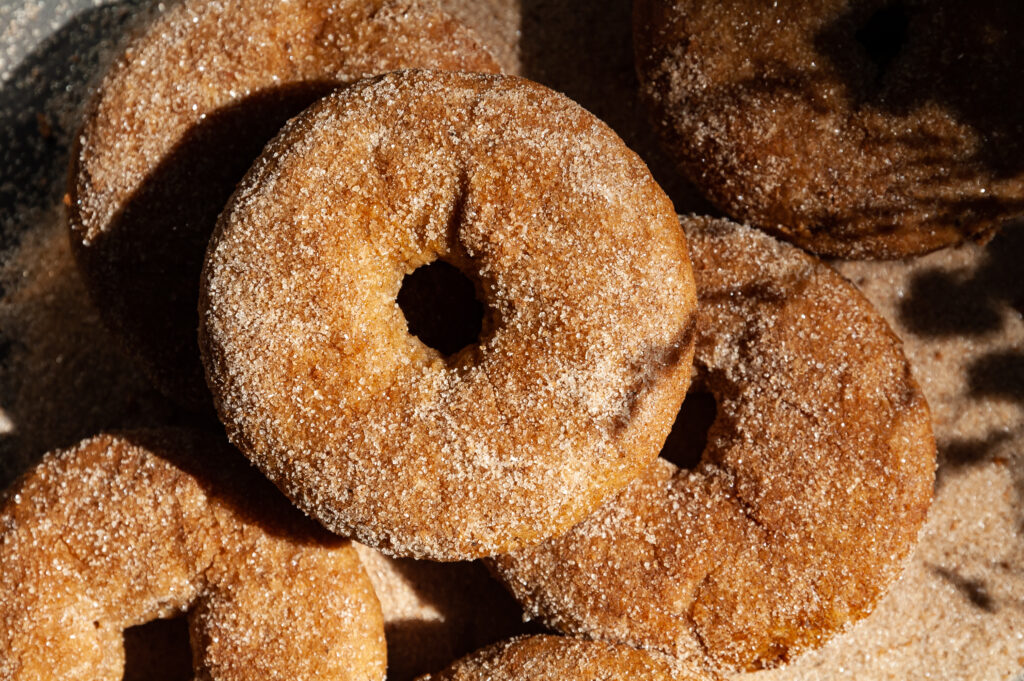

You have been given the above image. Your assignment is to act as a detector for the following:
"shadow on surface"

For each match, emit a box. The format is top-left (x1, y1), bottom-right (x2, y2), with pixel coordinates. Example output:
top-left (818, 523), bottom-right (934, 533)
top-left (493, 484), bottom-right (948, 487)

top-left (934, 430), bottom-right (1013, 490)
top-left (381, 557), bottom-right (541, 681)
top-left (814, 0), bottom-right (1024, 181)
top-left (967, 351), bottom-right (1024, 404)
top-left (517, 0), bottom-right (712, 214)
top-left (930, 565), bottom-right (997, 613)
top-left (0, 2), bottom-right (185, 488)
top-left (899, 225), bottom-right (1024, 339)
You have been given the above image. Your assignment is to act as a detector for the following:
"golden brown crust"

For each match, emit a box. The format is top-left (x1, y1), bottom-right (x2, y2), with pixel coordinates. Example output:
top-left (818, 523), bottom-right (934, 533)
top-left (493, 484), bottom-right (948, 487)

top-left (634, 0), bottom-right (1024, 258)
top-left (199, 69), bottom-right (698, 560)
top-left (490, 218), bottom-right (936, 675)
top-left (0, 430), bottom-right (386, 681)
top-left (417, 635), bottom-right (683, 681)
top-left (67, 0), bottom-right (500, 410)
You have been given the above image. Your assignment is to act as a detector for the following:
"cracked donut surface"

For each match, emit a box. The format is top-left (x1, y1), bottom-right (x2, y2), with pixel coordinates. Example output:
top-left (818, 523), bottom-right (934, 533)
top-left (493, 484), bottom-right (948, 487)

top-left (199, 69), bottom-right (698, 560)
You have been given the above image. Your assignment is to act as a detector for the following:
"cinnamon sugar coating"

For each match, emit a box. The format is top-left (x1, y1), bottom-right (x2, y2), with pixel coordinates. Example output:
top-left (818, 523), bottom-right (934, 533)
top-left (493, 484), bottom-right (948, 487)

top-left (490, 218), bottom-right (936, 675)
top-left (199, 69), bottom-right (698, 560)
top-left (418, 635), bottom-right (681, 681)
top-left (67, 0), bottom-right (500, 410)
top-left (0, 430), bottom-right (386, 681)
top-left (634, 0), bottom-right (1024, 258)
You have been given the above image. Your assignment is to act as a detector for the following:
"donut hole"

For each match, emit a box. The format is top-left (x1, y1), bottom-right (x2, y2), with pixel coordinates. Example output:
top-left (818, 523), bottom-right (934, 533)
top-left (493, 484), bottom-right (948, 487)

top-left (122, 615), bottom-right (192, 681)
top-left (854, 3), bottom-right (909, 77)
top-left (397, 259), bottom-right (485, 357)
top-left (660, 389), bottom-right (717, 472)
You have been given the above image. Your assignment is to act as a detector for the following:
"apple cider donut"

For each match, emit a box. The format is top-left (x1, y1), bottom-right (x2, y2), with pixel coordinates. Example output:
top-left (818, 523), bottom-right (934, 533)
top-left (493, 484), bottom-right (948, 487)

top-left (634, 0), bottom-right (1024, 258)
top-left (68, 0), bottom-right (500, 410)
top-left (0, 430), bottom-right (386, 681)
top-left (199, 69), bottom-right (698, 560)
top-left (419, 635), bottom-right (678, 681)
top-left (490, 218), bottom-right (936, 675)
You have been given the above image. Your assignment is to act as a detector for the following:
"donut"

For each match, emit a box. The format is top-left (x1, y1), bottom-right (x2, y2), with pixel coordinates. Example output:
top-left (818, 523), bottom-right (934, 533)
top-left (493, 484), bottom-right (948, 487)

top-left (68, 0), bottom-right (500, 410)
top-left (199, 69), bottom-right (698, 560)
top-left (634, 0), bottom-right (1024, 258)
top-left (0, 430), bottom-right (386, 680)
top-left (489, 217), bottom-right (936, 675)
top-left (419, 635), bottom-right (677, 681)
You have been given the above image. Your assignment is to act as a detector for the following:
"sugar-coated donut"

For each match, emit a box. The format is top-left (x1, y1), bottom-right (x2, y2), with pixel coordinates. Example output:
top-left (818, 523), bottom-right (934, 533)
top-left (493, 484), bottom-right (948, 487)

top-left (490, 218), bottom-right (936, 675)
top-left (634, 0), bottom-right (1024, 258)
top-left (68, 0), bottom-right (500, 410)
top-left (418, 635), bottom-right (679, 681)
top-left (0, 430), bottom-right (386, 681)
top-left (199, 69), bottom-right (698, 560)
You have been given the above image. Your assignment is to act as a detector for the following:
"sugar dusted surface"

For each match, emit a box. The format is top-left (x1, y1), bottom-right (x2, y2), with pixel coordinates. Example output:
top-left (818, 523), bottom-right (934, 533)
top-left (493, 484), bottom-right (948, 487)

top-left (3, 0), bottom-right (1024, 678)
top-left (491, 218), bottom-right (936, 676)
top-left (745, 228), bottom-right (1024, 681)
top-left (67, 0), bottom-right (500, 409)
top-left (439, 0), bottom-right (711, 215)
top-left (634, 0), bottom-right (1024, 258)
top-left (200, 69), bottom-right (698, 560)
top-left (0, 430), bottom-right (386, 680)
top-left (419, 634), bottom-right (681, 681)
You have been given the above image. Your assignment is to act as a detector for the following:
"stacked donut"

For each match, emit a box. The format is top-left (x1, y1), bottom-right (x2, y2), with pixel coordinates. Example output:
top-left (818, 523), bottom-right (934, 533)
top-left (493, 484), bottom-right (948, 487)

top-left (5, 0), bottom-right (983, 678)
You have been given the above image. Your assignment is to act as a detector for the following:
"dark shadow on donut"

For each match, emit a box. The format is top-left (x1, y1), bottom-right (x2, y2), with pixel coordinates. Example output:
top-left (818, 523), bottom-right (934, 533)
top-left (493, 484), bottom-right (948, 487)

top-left (123, 616), bottom-right (193, 681)
top-left (376, 559), bottom-right (540, 681)
top-left (613, 314), bottom-right (697, 434)
top-left (77, 81), bottom-right (338, 411)
top-left (110, 428), bottom-right (348, 677)
top-left (117, 428), bottom-right (339, 546)
top-left (516, 0), bottom-right (712, 214)
top-left (898, 224), bottom-right (1024, 338)
top-left (814, 0), bottom-right (1024, 180)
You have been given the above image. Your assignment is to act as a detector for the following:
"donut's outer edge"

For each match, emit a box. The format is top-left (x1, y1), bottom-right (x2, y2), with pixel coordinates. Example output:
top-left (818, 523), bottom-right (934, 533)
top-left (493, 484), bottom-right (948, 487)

top-left (198, 69), bottom-right (699, 561)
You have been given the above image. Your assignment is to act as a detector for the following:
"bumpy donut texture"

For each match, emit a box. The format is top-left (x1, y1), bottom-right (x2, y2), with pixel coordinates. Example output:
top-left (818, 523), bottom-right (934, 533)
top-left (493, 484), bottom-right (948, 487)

top-left (199, 69), bottom-right (698, 560)
top-left (418, 635), bottom-right (680, 681)
top-left (68, 0), bottom-right (500, 409)
top-left (634, 0), bottom-right (1024, 258)
top-left (0, 430), bottom-right (386, 681)
top-left (490, 218), bottom-right (935, 675)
